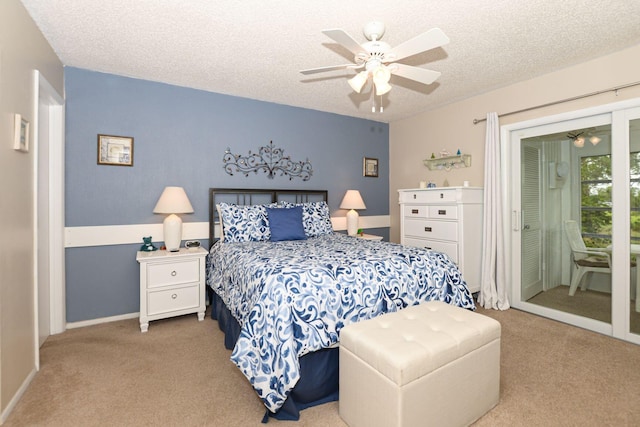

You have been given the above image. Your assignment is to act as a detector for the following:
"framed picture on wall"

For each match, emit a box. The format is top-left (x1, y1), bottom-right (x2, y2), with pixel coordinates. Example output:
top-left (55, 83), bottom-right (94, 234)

top-left (13, 114), bottom-right (30, 153)
top-left (363, 157), bottom-right (378, 177)
top-left (97, 134), bottom-right (134, 166)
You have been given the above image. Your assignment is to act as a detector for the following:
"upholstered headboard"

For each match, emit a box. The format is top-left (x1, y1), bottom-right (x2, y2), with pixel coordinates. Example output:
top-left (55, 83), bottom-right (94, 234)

top-left (208, 188), bottom-right (328, 247)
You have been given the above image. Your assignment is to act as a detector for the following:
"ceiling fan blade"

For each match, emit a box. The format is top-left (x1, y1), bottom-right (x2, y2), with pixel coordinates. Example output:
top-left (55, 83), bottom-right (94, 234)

top-left (322, 29), bottom-right (367, 56)
top-left (390, 63), bottom-right (441, 85)
top-left (389, 28), bottom-right (450, 62)
top-left (300, 64), bottom-right (361, 75)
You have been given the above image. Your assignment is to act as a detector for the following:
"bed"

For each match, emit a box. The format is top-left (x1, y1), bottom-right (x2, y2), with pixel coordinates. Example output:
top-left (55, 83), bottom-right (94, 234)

top-left (206, 188), bottom-right (476, 422)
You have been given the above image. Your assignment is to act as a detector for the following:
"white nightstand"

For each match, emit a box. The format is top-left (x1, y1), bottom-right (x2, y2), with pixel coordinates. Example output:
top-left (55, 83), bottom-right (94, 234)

top-left (136, 247), bottom-right (207, 332)
top-left (357, 233), bottom-right (383, 241)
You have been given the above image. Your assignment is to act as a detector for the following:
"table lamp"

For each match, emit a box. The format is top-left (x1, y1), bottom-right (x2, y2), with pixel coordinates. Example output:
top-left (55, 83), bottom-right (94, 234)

top-left (153, 186), bottom-right (194, 251)
top-left (340, 190), bottom-right (366, 236)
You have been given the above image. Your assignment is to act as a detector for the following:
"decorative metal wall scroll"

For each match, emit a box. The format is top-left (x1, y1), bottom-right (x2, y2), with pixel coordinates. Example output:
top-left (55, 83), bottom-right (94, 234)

top-left (223, 140), bottom-right (313, 181)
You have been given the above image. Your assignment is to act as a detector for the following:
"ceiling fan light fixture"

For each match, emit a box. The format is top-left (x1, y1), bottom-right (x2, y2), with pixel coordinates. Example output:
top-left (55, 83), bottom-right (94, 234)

top-left (372, 65), bottom-right (391, 96)
top-left (573, 136), bottom-right (585, 148)
top-left (589, 135), bottom-right (601, 145)
top-left (303, 22), bottom-right (450, 111)
top-left (348, 71), bottom-right (368, 93)
top-left (372, 65), bottom-right (390, 84)
top-left (374, 80), bottom-right (392, 96)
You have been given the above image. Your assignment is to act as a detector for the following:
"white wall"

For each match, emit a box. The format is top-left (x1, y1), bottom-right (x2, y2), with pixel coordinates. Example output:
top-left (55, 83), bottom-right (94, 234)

top-left (0, 0), bottom-right (63, 421)
top-left (390, 44), bottom-right (640, 243)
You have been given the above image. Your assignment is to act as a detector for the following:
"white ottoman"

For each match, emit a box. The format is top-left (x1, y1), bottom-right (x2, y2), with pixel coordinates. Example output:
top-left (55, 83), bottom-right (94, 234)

top-left (339, 301), bottom-right (501, 427)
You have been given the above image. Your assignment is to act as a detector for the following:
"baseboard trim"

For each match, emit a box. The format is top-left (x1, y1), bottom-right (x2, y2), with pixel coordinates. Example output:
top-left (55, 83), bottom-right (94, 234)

top-left (67, 312), bottom-right (139, 329)
top-left (1, 367), bottom-right (37, 424)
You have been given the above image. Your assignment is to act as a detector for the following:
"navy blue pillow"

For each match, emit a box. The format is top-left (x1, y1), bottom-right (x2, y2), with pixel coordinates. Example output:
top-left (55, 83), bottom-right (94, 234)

top-left (267, 206), bottom-right (307, 242)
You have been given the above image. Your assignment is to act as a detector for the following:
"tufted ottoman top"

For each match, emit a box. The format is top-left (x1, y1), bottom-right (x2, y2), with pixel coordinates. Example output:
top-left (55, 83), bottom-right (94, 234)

top-left (339, 301), bottom-right (501, 386)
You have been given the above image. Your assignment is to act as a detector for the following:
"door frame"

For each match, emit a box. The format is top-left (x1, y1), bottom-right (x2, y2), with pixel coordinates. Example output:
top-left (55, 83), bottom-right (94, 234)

top-left (501, 96), bottom-right (640, 345)
top-left (32, 70), bottom-right (65, 367)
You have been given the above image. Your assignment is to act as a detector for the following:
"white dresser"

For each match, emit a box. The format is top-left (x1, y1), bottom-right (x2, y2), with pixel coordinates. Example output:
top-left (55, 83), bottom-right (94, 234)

top-left (398, 187), bottom-right (483, 293)
top-left (136, 247), bottom-right (207, 332)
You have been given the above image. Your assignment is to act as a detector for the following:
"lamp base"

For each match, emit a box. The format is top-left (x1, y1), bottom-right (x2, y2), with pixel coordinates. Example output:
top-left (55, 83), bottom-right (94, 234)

top-left (346, 209), bottom-right (359, 237)
top-left (163, 214), bottom-right (183, 252)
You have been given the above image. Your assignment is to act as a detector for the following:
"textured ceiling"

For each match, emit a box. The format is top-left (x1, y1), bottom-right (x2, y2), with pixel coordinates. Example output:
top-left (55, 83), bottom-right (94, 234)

top-left (20, 0), bottom-right (640, 123)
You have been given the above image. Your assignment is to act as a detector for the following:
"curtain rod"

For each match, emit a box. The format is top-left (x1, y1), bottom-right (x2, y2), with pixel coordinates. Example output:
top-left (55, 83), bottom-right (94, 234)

top-left (472, 80), bottom-right (640, 124)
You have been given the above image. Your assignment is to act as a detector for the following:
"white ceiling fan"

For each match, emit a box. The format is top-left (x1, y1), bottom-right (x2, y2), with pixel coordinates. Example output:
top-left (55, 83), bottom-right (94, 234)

top-left (300, 21), bottom-right (450, 101)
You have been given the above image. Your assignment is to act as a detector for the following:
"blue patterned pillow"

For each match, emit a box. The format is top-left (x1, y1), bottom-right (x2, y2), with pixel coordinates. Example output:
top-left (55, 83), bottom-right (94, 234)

top-left (290, 201), bottom-right (334, 237)
top-left (217, 203), bottom-right (271, 243)
top-left (267, 206), bottom-right (307, 241)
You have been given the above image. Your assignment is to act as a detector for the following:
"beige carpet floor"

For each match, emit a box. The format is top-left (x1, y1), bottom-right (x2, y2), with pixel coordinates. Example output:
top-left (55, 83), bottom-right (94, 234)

top-left (4, 304), bottom-right (640, 426)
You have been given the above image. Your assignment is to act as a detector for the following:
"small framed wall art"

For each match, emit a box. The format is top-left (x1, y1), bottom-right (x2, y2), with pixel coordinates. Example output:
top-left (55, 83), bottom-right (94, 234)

top-left (97, 134), bottom-right (134, 166)
top-left (13, 114), bottom-right (30, 152)
top-left (363, 157), bottom-right (379, 177)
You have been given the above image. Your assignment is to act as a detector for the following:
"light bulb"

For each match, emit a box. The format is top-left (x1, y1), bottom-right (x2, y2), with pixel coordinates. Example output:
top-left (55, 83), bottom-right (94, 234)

top-left (589, 135), bottom-right (601, 145)
top-left (573, 137), bottom-right (585, 148)
top-left (372, 65), bottom-right (390, 83)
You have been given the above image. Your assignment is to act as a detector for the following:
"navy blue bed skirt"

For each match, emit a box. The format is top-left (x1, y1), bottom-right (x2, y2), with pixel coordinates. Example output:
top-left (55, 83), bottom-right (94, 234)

top-left (208, 288), bottom-right (339, 422)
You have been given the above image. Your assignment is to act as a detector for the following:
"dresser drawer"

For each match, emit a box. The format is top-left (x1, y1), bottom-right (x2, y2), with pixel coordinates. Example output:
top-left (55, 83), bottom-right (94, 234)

top-left (404, 205), bottom-right (458, 219)
top-left (147, 259), bottom-right (200, 289)
top-left (404, 219), bottom-right (458, 241)
top-left (147, 284), bottom-right (200, 316)
top-left (428, 205), bottom-right (457, 219)
top-left (399, 189), bottom-right (458, 204)
top-left (403, 238), bottom-right (459, 263)
top-left (403, 205), bottom-right (428, 218)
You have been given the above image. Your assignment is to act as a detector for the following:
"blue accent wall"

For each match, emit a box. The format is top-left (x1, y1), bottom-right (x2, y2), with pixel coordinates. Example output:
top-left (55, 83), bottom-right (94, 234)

top-left (65, 67), bottom-right (389, 322)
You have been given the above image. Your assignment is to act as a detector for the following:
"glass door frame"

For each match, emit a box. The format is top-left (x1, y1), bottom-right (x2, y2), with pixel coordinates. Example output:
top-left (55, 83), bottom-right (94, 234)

top-left (501, 97), bottom-right (640, 345)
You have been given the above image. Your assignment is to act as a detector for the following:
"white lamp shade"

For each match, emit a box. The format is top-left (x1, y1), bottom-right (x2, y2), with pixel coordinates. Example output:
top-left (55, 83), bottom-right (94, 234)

top-left (348, 71), bottom-right (369, 93)
top-left (153, 186), bottom-right (194, 214)
top-left (154, 186), bottom-right (193, 251)
top-left (340, 190), bottom-right (366, 236)
top-left (340, 190), bottom-right (366, 210)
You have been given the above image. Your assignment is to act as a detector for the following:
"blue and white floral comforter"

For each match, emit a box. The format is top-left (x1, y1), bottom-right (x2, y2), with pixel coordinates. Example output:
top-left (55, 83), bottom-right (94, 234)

top-left (206, 233), bottom-right (475, 413)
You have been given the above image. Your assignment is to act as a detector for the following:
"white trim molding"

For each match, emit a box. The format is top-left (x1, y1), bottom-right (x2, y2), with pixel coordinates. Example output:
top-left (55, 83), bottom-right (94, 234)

top-left (64, 215), bottom-right (391, 248)
top-left (66, 312), bottom-right (139, 329)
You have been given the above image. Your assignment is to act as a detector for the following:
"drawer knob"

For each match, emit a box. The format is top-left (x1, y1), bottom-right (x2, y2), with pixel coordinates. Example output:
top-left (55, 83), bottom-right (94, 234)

top-left (438, 209), bottom-right (447, 215)
top-left (440, 193), bottom-right (444, 198)
top-left (411, 209), bottom-right (419, 214)
top-left (424, 227), bottom-right (432, 232)
top-left (171, 293), bottom-right (177, 299)
top-left (171, 270), bottom-right (177, 277)
top-left (413, 194), bottom-right (416, 199)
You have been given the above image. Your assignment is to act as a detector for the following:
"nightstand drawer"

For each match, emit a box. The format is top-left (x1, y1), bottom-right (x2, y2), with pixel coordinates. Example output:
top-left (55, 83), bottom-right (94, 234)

top-left (404, 238), bottom-right (458, 263)
top-left (147, 284), bottom-right (199, 315)
top-left (404, 219), bottom-right (458, 241)
top-left (147, 259), bottom-right (199, 288)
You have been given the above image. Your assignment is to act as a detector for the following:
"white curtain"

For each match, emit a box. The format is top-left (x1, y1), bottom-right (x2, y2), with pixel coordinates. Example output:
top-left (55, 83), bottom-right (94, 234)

top-left (478, 112), bottom-right (510, 310)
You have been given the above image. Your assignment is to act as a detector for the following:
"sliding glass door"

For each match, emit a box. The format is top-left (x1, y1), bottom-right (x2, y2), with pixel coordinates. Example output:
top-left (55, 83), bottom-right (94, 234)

top-left (627, 116), bottom-right (640, 336)
top-left (506, 100), bottom-right (640, 344)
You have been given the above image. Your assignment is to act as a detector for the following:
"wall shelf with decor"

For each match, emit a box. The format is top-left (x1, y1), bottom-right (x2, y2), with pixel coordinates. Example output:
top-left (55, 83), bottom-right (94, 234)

top-left (423, 154), bottom-right (471, 171)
